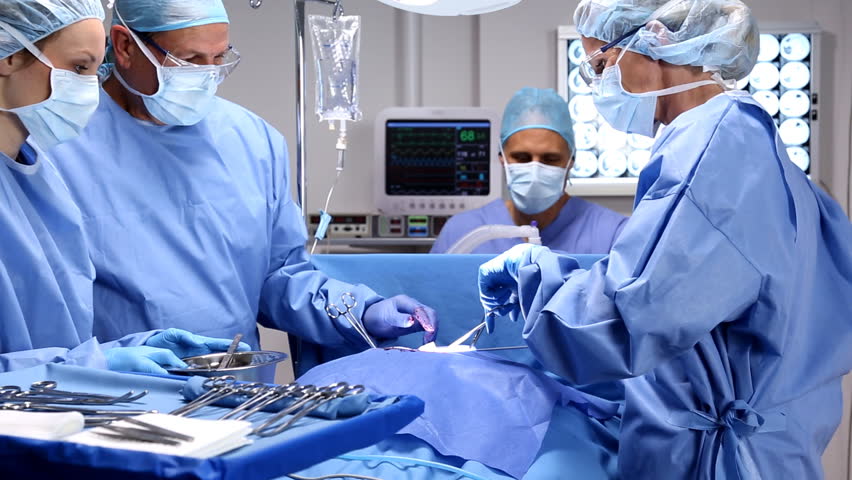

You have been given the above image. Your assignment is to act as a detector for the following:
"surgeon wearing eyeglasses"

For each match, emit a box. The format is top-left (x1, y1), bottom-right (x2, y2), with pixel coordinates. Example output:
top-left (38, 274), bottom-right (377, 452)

top-left (431, 87), bottom-right (627, 255)
top-left (48, 0), bottom-right (437, 360)
top-left (477, 0), bottom-right (852, 478)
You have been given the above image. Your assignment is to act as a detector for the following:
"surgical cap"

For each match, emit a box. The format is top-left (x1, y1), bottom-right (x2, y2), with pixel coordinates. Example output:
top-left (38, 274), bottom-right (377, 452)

top-left (574, 0), bottom-right (759, 80)
top-left (111, 0), bottom-right (229, 33)
top-left (0, 0), bottom-right (104, 59)
top-left (501, 88), bottom-right (576, 154)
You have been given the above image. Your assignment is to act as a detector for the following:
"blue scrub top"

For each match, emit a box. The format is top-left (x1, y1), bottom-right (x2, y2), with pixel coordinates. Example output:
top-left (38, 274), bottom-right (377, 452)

top-left (0, 142), bottom-right (148, 371)
top-left (512, 91), bottom-right (852, 479)
top-left (49, 88), bottom-right (382, 352)
top-left (431, 197), bottom-right (627, 254)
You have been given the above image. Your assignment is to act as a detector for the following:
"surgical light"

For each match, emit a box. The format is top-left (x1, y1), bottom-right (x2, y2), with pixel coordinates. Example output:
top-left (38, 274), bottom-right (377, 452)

top-left (374, 0), bottom-right (521, 15)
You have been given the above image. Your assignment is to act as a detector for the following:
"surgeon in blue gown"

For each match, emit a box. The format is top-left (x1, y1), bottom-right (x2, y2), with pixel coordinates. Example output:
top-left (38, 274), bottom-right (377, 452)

top-left (432, 87), bottom-right (627, 255)
top-left (0, 1), bottom-right (240, 374)
top-left (49, 0), bottom-right (437, 357)
top-left (478, 0), bottom-right (852, 478)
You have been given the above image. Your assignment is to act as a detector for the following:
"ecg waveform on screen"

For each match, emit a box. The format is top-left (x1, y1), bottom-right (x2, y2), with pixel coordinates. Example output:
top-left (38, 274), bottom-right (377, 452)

top-left (385, 124), bottom-right (491, 196)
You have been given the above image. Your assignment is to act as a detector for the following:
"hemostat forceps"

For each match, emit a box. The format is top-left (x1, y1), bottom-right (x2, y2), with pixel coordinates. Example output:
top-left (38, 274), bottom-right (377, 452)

top-left (326, 293), bottom-right (377, 348)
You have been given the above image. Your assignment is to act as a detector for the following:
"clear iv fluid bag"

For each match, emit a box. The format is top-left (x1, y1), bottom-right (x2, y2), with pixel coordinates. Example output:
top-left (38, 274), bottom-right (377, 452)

top-left (309, 15), bottom-right (362, 122)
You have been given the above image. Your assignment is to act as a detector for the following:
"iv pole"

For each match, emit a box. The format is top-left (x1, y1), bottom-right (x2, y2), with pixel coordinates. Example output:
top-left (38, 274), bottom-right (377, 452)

top-left (250, 0), bottom-right (340, 219)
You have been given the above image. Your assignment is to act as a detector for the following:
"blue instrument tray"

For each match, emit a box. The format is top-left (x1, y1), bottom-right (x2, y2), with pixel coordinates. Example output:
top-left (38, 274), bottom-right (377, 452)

top-left (0, 363), bottom-right (423, 480)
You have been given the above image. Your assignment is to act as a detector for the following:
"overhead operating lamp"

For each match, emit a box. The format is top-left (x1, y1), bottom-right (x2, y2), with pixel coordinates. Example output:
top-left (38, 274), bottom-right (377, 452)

top-left (247, 0), bottom-right (523, 218)
top-left (374, 0), bottom-right (522, 16)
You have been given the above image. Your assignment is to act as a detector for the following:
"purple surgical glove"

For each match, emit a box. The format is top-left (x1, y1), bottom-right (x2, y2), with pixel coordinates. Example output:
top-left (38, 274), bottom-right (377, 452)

top-left (363, 295), bottom-right (439, 344)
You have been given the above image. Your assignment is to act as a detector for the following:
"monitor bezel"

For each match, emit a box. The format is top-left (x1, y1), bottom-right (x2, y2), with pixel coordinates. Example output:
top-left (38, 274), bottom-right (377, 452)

top-left (374, 107), bottom-right (502, 216)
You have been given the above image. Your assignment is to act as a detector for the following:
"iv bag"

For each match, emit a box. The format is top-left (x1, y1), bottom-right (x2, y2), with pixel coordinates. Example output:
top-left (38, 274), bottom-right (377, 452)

top-left (309, 15), bottom-right (362, 122)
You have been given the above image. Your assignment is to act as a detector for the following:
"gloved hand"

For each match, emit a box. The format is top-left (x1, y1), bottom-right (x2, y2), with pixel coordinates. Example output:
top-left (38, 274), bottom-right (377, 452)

top-left (478, 243), bottom-right (546, 332)
top-left (145, 328), bottom-right (251, 359)
top-left (104, 346), bottom-right (188, 374)
top-left (363, 295), bottom-right (439, 344)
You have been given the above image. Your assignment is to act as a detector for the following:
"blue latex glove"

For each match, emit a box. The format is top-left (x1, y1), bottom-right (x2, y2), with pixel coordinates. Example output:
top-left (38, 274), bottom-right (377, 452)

top-left (478, 243), bottom-right (546, 332)
top-left (104, 346), bottom-right (188, 374)
top-left (145, 328), bottom-right (251, 359)
top-left (363, 295), bottom-right (439, 344)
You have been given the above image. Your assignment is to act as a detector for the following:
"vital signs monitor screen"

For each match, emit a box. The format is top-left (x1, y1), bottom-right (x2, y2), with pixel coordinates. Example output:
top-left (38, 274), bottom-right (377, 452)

top-left (385, 120), bottom-right (491, 196)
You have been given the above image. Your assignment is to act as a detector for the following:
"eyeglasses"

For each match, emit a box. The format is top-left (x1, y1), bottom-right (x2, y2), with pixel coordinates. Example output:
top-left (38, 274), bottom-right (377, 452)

top-left (136, 31), bottom-right (242, 82)
top-left (578, 26), bottom-right (642, 87)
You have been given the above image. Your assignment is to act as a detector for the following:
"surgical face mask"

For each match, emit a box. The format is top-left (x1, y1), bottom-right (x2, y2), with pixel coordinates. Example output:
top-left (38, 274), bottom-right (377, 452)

top-left (0, 21), bottom-right (100, 151)
top-left (112, 8), bottom-right (240, 126)
top-left (591, 34), bottom-right (721, 137)
top-left (503, 158), bottom-right (568, 215)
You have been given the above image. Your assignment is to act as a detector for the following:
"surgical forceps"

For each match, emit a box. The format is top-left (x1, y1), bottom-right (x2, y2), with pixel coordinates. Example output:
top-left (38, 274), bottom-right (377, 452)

top-left (221, 383), bottom-right (303, 421)
top-left (30, 381), bottom-right (147, 403)
top-left (0, 385), bottom-right (145, 405)
top-left (253, 383), bottom-right (364, 437)
top-left (326, 293), bottom-right (377, 348)
top-left (440, 308), bottom-right (529, 352)
top-left (169, 376), bottom-right (238, 416)
top-left (96, 417), bottom-right (194, 446)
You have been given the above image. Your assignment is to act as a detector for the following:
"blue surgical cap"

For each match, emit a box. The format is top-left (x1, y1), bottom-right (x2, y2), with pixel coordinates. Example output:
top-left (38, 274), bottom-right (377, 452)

top-left (501, 88), bottom-right (576, 155)
top-left (0, 0), bottom-right (104, 59)
top-left (574, 0), bottom-right (759, 81)
top-left (112, 0), bottom-right (229, 33)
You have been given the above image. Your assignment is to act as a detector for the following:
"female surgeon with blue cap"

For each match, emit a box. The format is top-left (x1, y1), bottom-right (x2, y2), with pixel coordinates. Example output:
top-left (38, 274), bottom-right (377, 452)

top-left (478, 0), bottom-right (852, 478)
top-left (431, 87), bottom-right (627, 255)
top-left (0, 0), bottom-right (245, 373)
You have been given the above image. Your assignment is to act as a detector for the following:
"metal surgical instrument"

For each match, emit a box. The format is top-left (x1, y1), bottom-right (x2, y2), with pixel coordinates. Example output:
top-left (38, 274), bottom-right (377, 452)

top-left (217, 333), bottom-right (244, 371)
top-left (169, 376), bottom-right (237, 416)
top-left (223, 383), bottom-right (303, 421)
top-left (30, 381), bottom-right (147, 402)
top-left (0, 386), bottom-right (144, 405)
top-left (253, 383), bottom-right (363, 437)
top-left (326, 293), bottom-right (377, 348)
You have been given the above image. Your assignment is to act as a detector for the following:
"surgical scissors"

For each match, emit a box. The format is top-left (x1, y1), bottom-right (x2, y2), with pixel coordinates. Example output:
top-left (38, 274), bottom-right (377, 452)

top-left (326, 293), bottom-right (377, 348)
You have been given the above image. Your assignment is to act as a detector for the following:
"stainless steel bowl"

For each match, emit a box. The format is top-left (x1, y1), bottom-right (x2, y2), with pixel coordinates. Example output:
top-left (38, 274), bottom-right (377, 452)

top-left (168, 350), bottom-right (288, 382)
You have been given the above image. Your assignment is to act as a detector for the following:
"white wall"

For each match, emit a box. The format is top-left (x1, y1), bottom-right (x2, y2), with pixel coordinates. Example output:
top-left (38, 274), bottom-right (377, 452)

top-left (221, 0), bottom-right (852, 218)
top-left (217, 1), bottom-right (851, 478)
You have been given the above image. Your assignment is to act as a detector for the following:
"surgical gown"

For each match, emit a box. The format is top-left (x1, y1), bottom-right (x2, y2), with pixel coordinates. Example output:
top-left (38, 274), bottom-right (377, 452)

top-left (0, 142), bottom-right (150, 372)
top-left (512, 91), bottom-right (852, 479)
top-left (48, 88), bottom-right (382, 352)
top-left (430, 197), bottom-right (627, 254)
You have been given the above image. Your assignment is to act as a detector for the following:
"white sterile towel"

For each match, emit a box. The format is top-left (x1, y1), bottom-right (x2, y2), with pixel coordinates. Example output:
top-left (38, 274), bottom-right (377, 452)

top-left (0, 411), bottom-right (85, 440)
top-left (66, 413), bottom-right (252, 458)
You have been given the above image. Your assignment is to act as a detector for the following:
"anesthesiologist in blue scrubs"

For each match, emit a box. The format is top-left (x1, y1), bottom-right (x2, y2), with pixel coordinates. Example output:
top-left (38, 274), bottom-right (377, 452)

top-left (49, 0), bottom-right (438, 357)
top-left (0, 1), bottom-right (239, 374)
top-left (478, 0), bottom-right (852, 478)
top-left (431, 87), bottom-right (627, 254)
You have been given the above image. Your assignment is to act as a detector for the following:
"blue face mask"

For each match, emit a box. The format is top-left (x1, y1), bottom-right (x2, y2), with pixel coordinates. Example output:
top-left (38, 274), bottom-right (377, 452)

top-left (591, 34), bottom-right (720, 137)
top-left (0, 21), bottom-right (100, 151)
top-left (112, 8), bottom-right (239, 126)
top-left (504, 161), bottom-right (568, 215)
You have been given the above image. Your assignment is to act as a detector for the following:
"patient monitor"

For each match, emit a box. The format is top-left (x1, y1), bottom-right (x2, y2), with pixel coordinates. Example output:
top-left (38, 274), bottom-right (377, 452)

top-left (374, 107), bottom-right (502, 216)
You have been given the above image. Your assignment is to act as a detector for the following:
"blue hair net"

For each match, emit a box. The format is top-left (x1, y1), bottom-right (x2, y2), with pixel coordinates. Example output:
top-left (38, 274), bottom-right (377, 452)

top-left (111, 0), bottom-right (229, 33)
top-left (0, 0), bottom-right (104, 59)
top-left (501, 88), bottom-right (576, 154)
top-left (574, 0), bottom-right (759, 80)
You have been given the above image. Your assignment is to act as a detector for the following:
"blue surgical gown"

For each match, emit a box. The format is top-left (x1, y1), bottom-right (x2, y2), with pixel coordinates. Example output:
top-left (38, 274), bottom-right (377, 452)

top-left (48, 88), bottom-right (382, 351)
top-left (430, 197), bottom-right (627, 254)
top-left (513, 91), bottom-right (852, 479)
top-left (0, 142), bottom-right (150, 372)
